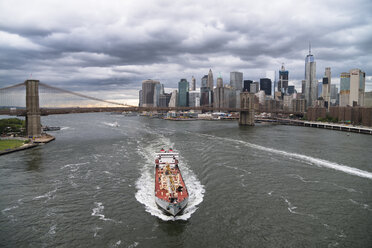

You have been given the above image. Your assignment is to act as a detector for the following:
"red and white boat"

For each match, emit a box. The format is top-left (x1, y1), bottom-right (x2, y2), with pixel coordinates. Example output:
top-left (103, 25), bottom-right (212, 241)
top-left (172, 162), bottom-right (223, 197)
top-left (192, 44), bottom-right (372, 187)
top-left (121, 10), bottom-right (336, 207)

top-left (155, 148), bottom-right (189, 216)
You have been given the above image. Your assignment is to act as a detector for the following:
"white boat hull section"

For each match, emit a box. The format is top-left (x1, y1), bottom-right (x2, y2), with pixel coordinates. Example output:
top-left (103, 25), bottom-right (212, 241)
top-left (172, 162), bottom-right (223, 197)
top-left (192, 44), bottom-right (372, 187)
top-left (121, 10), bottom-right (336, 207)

top-left (155, 196), bottom-right (188, 216)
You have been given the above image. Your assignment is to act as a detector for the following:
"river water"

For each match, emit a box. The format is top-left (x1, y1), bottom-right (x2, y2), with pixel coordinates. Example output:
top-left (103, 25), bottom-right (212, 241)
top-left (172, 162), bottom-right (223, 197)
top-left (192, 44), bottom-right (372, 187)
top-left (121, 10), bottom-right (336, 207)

top-left (1, 113), bottom-right (371, 247)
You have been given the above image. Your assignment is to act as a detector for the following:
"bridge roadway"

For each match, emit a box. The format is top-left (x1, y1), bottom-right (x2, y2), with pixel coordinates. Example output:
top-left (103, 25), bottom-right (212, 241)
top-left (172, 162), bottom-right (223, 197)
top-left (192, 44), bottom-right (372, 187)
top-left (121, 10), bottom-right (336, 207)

top-left (0, 107), bottom-right (304, 116)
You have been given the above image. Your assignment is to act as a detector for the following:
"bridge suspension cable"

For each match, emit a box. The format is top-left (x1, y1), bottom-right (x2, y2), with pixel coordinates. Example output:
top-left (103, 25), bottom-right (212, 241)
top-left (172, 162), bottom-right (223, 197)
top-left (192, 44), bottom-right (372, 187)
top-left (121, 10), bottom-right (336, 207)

top-left (39, 82), bottom-right (134, 107)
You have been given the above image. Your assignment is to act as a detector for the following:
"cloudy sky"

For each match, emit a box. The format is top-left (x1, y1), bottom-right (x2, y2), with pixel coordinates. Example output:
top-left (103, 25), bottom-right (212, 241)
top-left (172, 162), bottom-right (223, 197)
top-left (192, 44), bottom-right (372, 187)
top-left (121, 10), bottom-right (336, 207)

top-left (0, 0), bottom-right (371, 105)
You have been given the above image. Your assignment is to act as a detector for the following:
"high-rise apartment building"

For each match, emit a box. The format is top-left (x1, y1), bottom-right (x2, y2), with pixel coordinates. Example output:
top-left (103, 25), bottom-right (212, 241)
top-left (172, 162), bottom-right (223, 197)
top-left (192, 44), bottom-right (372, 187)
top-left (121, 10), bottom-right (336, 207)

top-left (200, 75), bottom-right (210, 106)
top-left (243, 80), bottom-right (253, 92)
top-left (230, 72), bottom-right (243, 90)
top-left (207, 69), bottom-right (214, 89)
top-left (278, 64), bottom-right (288, 93)
top-left (260, 78), bottom-right (272, 96)
top-left (339, 69), bottom-right (366, 106)
top-left (178, 79), bottom-right (189, 107)
top-left (304, 46), bottom-right (317, 107)
top-left (191, 76), bottom-right (196, 91)
top-left (188, 91), bottom-right (200, 107)
top-left (250, 82), bottom-right (259, 93)
top-left (350, 69), bottom-right (365, 106)
top-left (330, 84), bottom-right (338, 105)
top-left (141, 79), bottom-right (160, 107)
top-left (340, 72), bottom-right (350, 106)
top-left (322, 67), bottom-right (331, 109)
top-left (168, 90), bottom-right (178, 107)
top-left (217, 76), bottom-right (223, 88)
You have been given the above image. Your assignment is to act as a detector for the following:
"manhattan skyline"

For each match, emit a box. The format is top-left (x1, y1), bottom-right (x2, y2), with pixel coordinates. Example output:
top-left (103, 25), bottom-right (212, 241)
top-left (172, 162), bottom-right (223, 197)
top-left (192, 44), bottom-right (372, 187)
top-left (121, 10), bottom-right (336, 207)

top-left (0, 0), bottom-right (371, 105)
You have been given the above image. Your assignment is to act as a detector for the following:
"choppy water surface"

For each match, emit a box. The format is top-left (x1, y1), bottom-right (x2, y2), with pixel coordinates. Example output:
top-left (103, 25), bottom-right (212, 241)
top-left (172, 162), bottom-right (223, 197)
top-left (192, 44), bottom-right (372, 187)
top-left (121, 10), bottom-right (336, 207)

top-left (1, 113), bottom-right (371, 247)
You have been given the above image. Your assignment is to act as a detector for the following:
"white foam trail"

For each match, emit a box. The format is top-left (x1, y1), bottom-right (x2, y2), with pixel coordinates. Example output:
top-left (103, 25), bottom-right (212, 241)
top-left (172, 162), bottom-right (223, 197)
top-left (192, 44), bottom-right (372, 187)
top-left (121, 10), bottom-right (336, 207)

top-left (33, 188), bottom-right (57, 200)
top-left (91, 202), bottom-right (113, 221)
top-left (135, 135), bottom-right (205, 221)
top-left (349, 199), bottom-right (371, 211)
top-left (48, 224), bottom-right (56, 235)
top-left (103, 122), bottom-right (119, 127)
top-left (289, 174), bottom-right (319, 183)
top-left (61, 162), bottom-right (90, 169)
top-left (201, 134), bottom-right (372, 180)
top-left (1, 205), bottom-right (19, 213)
top-left (60, 127), bottom-right (70, 130)
top-left (283, 197), bottom-right (298, 214)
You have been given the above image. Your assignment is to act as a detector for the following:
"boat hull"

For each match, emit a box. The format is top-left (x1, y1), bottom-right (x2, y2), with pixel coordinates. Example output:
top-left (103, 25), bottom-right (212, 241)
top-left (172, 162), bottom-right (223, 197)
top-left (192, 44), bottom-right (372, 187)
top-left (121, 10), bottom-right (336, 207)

top-left (155, 196), bottom-right (188, 216)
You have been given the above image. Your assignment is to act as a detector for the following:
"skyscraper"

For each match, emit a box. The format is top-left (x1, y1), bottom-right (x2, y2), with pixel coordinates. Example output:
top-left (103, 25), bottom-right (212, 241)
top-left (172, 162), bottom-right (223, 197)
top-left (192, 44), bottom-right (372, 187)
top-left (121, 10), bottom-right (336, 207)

top-left (278, 64), bottom-right (289, 93)
top-left (266, 70), bottom-right (275, 96)
top-left (260, 78), bottom-right (272, 96)
top-left (230, 72), bottom-right (243, 91)
top-left (340, 72), bottom-right (350, 106)
top-left (322, 67), bottom-right (331, 109)
top-left (339, 69), bottom-right (365, 106)
top-left (207, 69), bottom-right (214, 90)
top-left (304, 45), bottom-right (317, 107)
top-left (200, 75), bottom-right (210, 106)
top-left (141, 79), bottom-right (160, 107)
top-left (191, 76), bottom-right (196, 91)
top-left (178, 79), bottom-right (189, 107)
top-left (243, 80), bottom-right (253, 92)
top-left (350, 69), bottom-right (365, 106)
top-left (217, 75), bottom-right (223, 88)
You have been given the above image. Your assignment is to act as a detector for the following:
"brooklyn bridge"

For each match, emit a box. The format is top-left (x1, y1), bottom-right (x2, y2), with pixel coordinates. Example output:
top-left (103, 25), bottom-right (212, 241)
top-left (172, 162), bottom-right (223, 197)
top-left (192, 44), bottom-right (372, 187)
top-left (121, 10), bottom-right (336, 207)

top-left (0, 80), bottom-right (304, 137)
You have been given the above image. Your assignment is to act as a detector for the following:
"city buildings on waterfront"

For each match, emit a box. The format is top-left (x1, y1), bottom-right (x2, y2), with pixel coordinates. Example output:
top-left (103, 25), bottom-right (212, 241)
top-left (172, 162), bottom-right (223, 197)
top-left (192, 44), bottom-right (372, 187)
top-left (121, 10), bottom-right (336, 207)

top-left (137, 50), bottom-right (367, 116)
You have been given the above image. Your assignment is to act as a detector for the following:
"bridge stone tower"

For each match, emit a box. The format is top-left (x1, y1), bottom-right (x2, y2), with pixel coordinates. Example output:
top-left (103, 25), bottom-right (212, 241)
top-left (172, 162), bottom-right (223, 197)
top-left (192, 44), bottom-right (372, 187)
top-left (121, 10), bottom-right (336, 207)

top-left (239, 92), bottom-right (255, 126)
top-left (25, 80), bottom-right (41, 137)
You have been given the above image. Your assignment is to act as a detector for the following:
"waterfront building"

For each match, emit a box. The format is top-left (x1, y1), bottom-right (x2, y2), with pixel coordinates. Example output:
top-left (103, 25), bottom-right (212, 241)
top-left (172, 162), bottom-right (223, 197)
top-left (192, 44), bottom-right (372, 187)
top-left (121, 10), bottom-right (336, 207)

top-left (292, 99), bottom-right (306, 113)
top-left (200, 75), bottom-right (210, 106)
top-left (178, 79), bottom-right (189, 107)
top-left (301, 80), bottom-right (306, 94)
top-left (230, 71), bottom-right (243, 91)
top-left (278, 64), bottom-right (288, 93)
top-left (213, 86), bottom-right (225, 110)
top-left (207, 69), bottom-right (214, 90)
top-left (340, 72), bottom-right (350, 106)
top-left (330, 84), bottom-right (338, 106)
top-left (256, 90), bottom-right (266, 104)
top-left (350, 68), bottom-right (365, 106)
top-left (266, 70), bottom-right (275, 96)
top-left (283, 94), bottom-right (294, 111)
top-left (189, 90), bottom-right (200, 107)
top-left (260, 78), bottom-right (272, 96)
top-left (317, 81), bottom-right (322, 100)
top-left (191, 76), bottom-right (196, 91)
top-left (250, 82), bottom-right (259, 93)
top-left (217, 75), bottom-right (223, 88)
top-left (141, 79), bottom-right (160, 107)
top-left (139, 90), bottom-right (143, 107)
top-left (322, 67), bottom-right (331, 109)
top-left (153, 83), bottom-right (162, 107)
top-left (159, 93), bottom-right (171, 107)
top-left (243, 80), bottom-right (253, 92)
top-left (168, 90), bottom-right (178, 107)
top-left (304, 46), bottom-right (317, 107)
top-left (365, 91), bottom-right (372, 107)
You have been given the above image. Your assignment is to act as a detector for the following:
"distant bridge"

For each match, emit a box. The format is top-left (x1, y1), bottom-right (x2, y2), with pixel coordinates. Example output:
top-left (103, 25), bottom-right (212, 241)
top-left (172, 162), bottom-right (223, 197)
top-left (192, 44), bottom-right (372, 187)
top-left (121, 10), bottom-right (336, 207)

top-left (0, 80), bottom-right (303, 137)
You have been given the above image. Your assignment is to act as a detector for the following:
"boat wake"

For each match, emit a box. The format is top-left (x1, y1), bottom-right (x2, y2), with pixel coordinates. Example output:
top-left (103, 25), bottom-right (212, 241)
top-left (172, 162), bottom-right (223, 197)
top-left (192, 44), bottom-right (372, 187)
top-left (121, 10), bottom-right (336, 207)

top-left (200, 134), bottom-right (372, 180)
top-left (103, 122), bottom-right (119, 127)
top-left (135, 136), bottom-right (205, 221)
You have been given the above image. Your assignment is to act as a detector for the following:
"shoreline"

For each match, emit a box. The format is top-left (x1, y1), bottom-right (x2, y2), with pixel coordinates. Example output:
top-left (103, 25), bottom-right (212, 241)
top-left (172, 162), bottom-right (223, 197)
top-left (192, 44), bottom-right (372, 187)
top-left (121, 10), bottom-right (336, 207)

top-left (0, 134), bottom-right (55, 156)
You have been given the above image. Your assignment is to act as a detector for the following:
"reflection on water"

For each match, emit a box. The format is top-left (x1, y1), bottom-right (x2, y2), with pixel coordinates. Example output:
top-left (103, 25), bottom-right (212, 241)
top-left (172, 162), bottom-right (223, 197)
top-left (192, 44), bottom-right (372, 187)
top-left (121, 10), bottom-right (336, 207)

top-left (25, 147), bottom-right (43, 171)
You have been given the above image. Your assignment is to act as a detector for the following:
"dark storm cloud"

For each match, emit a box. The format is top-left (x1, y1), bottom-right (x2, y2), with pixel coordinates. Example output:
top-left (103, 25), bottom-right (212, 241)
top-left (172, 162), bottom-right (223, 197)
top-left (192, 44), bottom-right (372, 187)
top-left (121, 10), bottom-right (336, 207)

top-left (0, 0), bottom-right (371, 105)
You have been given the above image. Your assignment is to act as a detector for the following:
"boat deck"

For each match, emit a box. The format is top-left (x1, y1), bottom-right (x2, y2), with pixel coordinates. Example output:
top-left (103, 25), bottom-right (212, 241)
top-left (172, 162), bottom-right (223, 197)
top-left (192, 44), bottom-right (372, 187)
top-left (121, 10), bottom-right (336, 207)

top-left (155, 164), bottom-right (188, 203)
